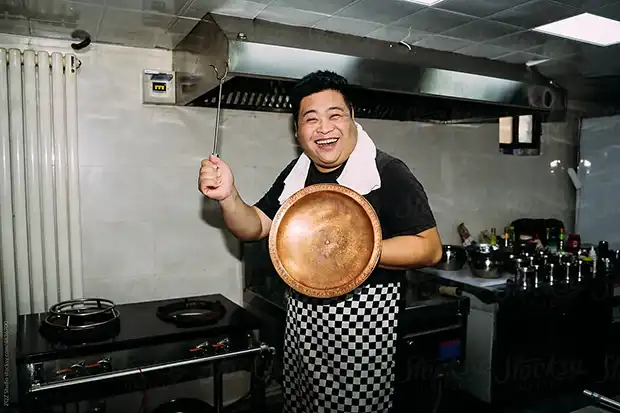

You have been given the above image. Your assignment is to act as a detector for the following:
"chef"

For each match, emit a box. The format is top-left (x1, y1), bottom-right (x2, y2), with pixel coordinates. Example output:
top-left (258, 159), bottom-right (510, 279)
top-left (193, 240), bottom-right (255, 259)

top-left (198, 70), bottom-right (442, 412)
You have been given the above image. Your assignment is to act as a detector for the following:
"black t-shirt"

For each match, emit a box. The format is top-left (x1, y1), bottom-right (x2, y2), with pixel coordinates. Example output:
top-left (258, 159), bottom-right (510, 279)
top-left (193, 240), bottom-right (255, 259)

top-left (254, 149), bottom-right (437, 286)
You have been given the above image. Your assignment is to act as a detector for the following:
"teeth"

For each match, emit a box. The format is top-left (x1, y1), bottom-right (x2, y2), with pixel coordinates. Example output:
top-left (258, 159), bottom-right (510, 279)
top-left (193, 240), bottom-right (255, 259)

top-left (316, 138), bottom-right (338, 145)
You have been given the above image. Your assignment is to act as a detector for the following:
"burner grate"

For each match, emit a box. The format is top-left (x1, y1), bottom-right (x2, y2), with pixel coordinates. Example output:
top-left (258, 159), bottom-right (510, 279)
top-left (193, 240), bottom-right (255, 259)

top-left (40, 298), bottom-right (121, 344)
top-left (156, 298), bottom-right (227, 328)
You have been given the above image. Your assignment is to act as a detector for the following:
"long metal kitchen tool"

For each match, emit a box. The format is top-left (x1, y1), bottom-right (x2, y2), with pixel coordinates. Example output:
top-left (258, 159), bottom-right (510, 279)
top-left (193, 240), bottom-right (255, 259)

top-left (583, 389), bottom-right (620, 412)
top-left (210, 62), bottom-right (228, 157)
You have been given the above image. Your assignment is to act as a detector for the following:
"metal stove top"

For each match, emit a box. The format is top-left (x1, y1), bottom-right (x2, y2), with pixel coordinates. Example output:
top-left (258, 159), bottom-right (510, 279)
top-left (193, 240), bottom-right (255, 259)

top-left (16, 294), bottom-right (263, 365)
top-left (16, 294), bottom-right (273, 413)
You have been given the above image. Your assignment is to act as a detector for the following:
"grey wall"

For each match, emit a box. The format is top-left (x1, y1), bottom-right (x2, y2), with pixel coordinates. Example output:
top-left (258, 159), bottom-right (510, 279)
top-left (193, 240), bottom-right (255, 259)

top-left (0, 34), bottom-right (578, 306)
top-left (577, 115), bottom-right (620, 249)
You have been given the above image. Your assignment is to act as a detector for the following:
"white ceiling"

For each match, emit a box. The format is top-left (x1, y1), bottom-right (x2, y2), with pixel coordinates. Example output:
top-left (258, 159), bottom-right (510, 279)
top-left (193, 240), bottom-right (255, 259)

top-left (1, 0), bottom-right (620, 78)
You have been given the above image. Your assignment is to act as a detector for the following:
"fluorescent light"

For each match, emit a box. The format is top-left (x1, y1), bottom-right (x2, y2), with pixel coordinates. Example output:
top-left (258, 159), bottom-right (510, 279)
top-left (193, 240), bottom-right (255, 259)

top-left (532, 13), bottom-right (620, 46)
top-left (405, 0), bottom-right (445, 5)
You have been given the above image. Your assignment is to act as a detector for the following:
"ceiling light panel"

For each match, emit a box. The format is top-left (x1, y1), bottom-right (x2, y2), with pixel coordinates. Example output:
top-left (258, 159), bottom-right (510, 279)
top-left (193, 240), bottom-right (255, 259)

top-left (533, 13), bottom-right (620, 46)
top-left (405, 0), bottom-right (446, 5)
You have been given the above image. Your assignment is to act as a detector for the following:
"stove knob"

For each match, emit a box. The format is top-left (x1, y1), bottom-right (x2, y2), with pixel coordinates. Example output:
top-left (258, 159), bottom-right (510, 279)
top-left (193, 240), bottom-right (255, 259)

top-left (73, 361), bottom-right (86, 368)
top-left (56, 371), bottom-right (73, 381)
top-left (56, 362), bottom-right (86, 380)
top-left (86, 357), bottom-right (112, 373)
top-left (190, 341), bottom-right (210, 355)
top-left (213, 338), bottom-right (230, 353)
top-left (98, 357), bottom-right (112, 371)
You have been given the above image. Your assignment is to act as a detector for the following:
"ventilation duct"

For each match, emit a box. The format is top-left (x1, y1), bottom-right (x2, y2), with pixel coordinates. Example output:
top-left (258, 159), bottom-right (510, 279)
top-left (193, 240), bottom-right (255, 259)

top-left (172, 14), bottom-right (566, 123)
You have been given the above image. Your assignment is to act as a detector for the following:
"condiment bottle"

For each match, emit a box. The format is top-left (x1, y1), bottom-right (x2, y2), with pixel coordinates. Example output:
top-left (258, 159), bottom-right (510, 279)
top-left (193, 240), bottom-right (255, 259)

top-left (567, 234), bottom-right (581, 254)
top-left (458, 223), bottom-right (476, 247)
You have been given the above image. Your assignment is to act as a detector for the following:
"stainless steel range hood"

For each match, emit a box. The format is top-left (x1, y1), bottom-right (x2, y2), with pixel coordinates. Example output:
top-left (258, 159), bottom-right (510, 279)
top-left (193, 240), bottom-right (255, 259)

top-left (172, 14), bottom-right (566, 122)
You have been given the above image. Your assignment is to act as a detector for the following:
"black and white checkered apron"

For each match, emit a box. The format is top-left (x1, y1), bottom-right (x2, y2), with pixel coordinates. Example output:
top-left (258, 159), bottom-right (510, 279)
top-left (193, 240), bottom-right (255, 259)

top-left (282, 282), bottom-right (401, 413)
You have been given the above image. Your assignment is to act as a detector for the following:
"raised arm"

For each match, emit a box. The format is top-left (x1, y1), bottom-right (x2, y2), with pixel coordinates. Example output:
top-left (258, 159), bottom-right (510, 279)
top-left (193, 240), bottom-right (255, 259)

top-left (218, 187), bottom-right (272, 241)
top-left (199, 155), bottom-right (296, 241)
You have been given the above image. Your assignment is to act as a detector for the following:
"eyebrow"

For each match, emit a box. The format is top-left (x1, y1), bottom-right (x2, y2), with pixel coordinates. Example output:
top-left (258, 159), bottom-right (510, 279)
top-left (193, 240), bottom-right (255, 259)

top-left (301, 106), bottom-right (346, 117)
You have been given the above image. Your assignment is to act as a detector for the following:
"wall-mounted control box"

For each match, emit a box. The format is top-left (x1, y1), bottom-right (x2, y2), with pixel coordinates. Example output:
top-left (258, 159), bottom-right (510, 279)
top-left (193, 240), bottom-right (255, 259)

top-left (142, 70), bottom-right (176, 105)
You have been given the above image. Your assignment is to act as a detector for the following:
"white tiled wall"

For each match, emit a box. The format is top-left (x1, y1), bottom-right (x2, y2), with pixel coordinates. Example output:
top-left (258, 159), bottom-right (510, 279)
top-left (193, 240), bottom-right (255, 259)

top-left (0, 34), bottom-right (578, 306)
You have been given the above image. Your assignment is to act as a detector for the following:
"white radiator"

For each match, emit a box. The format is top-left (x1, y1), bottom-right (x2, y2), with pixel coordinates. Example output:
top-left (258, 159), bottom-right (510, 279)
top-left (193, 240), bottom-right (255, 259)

top-left (0, 48), bottom-right (84, 404)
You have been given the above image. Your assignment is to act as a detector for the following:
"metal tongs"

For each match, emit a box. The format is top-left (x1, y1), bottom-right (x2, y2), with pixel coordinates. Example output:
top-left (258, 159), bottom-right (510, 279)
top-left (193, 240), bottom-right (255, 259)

top-left (209, 62), bottom-right (228, 157)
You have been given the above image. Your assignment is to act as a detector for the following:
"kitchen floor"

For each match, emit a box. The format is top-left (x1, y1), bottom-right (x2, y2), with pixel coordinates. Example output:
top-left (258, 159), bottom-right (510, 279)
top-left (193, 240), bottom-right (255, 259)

top-left (438, 391), bottom-right (596, 413)
top-left (0, 381), bottom-right (611, 413)
top-left (257, 390), bottom-right (604, 413)
top-left (0, 392), bottom-right (608, 413)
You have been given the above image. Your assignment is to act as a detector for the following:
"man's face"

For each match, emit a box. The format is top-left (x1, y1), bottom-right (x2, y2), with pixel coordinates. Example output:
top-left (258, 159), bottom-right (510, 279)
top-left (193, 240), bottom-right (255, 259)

top-left (296, 89), bottom-right (357, 172)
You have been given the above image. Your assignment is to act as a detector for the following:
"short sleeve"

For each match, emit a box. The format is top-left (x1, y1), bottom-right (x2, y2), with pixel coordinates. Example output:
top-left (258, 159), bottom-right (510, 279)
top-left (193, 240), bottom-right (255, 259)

top-left (253, 159), bottom-right (298, 220)
top-left (380, 159), bottom-right (437, 237)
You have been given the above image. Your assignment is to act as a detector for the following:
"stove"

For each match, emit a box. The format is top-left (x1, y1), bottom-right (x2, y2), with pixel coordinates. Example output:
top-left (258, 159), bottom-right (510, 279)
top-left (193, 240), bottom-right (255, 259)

top-left (38, 298), bottom-right (121, 345)
top-left (16, 294), bottom-right (275, 413)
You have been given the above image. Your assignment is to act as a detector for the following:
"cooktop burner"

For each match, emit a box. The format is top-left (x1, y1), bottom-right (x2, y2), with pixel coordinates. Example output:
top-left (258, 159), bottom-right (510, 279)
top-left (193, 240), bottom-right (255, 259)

top-left (156, 298), bottom-right (227, 328)
top-left (17, 294), bottom-right (263, 364)
top-left (39, 298), bottom-right (121, 345)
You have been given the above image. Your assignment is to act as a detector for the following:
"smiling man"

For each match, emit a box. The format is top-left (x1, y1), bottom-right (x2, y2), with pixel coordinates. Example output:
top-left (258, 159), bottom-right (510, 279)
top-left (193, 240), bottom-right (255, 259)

top-left (199, 70), bottom-right (442, 412)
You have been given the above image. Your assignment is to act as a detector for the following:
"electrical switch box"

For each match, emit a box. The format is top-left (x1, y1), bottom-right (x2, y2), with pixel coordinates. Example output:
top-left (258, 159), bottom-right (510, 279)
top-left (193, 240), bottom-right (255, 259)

top-left (142, 70), bottom-right (176, 105)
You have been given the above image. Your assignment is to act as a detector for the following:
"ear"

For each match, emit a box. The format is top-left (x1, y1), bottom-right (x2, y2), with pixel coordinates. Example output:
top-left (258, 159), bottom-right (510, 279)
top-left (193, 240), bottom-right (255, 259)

top-left (350, 107), bottom-right (355, 121)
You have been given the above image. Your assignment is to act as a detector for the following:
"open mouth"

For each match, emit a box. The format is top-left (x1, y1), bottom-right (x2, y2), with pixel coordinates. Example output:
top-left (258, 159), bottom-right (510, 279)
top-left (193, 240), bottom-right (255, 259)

top-left (315, 138), bottom-right (339, 147)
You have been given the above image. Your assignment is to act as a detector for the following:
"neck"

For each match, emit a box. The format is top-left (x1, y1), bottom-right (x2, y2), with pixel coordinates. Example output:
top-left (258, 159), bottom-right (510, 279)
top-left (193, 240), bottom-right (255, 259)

top-left (315, 163), bottom-right (343, 173)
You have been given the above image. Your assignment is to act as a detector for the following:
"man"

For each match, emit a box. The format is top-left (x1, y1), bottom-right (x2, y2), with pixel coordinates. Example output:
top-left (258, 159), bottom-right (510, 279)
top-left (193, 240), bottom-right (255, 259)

top-left (199, 70), bottom-right (442, 412)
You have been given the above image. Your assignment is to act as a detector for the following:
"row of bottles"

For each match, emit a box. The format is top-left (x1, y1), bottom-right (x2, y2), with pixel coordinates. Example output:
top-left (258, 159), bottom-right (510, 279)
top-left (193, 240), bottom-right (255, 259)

top-left (457, 222), bottom-right (618, 291)
top-left (457, 223), bottom-right (505, 247)
top-left (458, 221), bottom-right (608, 260)
top-left (507, 241), bottom-right (618, 291)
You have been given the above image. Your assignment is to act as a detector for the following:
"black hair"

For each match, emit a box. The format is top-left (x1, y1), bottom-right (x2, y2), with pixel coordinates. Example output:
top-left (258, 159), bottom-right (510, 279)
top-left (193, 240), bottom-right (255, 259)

top-left (290, 70), bottom-right (353, 126)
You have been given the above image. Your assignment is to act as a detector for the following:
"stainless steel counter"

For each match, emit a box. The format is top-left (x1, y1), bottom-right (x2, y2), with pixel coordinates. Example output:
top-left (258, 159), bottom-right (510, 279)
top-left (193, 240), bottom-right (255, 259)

top-left (418, 267), bottom-right (510, 290)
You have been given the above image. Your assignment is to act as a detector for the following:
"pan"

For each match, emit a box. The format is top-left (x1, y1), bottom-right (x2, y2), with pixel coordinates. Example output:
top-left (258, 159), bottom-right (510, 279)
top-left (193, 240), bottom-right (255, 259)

top-left (268, 183), bottom-right (382, 298)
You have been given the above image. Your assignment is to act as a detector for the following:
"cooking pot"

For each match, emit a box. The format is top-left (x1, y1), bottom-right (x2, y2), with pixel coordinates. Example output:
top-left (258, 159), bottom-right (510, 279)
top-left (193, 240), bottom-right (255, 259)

top-left (466, 243), bottom-right (502, 279)
top-left (433, 245), bottom-right (466, 271)
top-left (268, 183), bottom-right (382, 298)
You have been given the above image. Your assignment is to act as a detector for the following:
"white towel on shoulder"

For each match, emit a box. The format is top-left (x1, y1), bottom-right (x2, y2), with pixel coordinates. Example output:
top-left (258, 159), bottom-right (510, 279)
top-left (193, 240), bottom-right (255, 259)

top-left (278, 122), bottom-right (381, 204)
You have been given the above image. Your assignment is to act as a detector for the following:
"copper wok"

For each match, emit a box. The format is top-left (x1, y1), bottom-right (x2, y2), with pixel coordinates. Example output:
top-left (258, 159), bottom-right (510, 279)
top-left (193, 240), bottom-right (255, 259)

top-left (268, 183), bottom-right (382, 298)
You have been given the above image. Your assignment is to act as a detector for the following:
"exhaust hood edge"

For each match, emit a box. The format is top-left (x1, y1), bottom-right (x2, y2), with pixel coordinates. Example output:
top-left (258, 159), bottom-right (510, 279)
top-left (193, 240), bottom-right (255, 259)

top-left (172, 14), bottom-right (566, 121)
top-left (172, 15), bottom-right (231, 106)
top-left (210, 14), bottom-right (533, 84)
